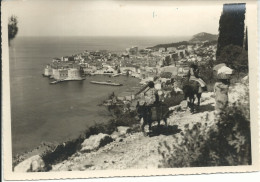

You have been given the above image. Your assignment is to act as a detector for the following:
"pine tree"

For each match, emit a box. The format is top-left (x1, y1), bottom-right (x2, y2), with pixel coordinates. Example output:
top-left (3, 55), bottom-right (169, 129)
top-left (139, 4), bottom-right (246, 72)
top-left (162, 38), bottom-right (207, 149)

top-left (245, 27), bottom-right (248, 51)
top-left (216, 3), bottom-right (246, 59)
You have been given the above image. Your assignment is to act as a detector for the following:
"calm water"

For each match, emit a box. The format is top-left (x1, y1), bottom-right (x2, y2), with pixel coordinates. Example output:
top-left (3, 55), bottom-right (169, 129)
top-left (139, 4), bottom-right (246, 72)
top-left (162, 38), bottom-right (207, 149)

top-left (9, 36), bottom-right (188, 156)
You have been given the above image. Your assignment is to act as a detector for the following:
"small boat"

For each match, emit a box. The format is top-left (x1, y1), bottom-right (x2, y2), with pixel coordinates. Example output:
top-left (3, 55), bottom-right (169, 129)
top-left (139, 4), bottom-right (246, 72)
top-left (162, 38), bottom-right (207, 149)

top-left (63, 77), bottom-right (86, 81)
top-left (90, 81), bottom-right (122, 86)
top-left (50, 80), bottom-right (63, 84)
top-left (112, 73), bottom-right (120, 77)
top-left (50, 77), bottom-right (85, 84)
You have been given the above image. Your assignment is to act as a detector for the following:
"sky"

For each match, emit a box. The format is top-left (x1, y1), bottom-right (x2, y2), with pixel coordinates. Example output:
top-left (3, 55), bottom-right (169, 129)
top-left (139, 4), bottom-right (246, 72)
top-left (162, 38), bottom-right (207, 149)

top-left (3, 0), bottom-right (224, 37)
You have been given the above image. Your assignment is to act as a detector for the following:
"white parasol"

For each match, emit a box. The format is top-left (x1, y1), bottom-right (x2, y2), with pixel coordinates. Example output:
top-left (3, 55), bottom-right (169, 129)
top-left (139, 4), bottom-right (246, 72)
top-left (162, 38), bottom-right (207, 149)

top-left (217, 66), bottom-right (233, 75)
top-left (213, 63), bottom-right (226, 71)
top-left (213, 63), bottom-right (233, 79)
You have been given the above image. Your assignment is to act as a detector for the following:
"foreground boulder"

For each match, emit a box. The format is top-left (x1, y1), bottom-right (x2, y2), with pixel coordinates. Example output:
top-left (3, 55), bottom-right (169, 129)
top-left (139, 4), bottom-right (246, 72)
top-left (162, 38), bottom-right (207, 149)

top-left (14, 155), bottom-right (45, 172)
top-left (169, 100), bottom-right (188, 112)
top-left (111, 126), bottom-right (132, 141)
top-left (117, 126), bottom-right (131, 136)
top-left (241, 75), bottom-right (249, 84)
top-left (80, 133), bottom-right (113, 152)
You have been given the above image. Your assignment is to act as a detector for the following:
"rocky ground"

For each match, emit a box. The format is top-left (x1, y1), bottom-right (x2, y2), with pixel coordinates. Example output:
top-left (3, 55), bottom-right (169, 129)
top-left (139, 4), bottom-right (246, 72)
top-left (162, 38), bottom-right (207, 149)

top-left (50, 92), bottom-right (216, 171)
top-left (14, 77), bottom-right (249, 172)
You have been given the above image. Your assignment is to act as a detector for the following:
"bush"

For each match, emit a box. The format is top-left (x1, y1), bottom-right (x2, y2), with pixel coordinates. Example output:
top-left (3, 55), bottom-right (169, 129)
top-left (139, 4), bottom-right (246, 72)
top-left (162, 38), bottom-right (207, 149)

top-left (210, 104), bottom-right (251, 165)
top-left (41, 137), bottom-right (84, 171)
top-left (217, 44), bottom-right (248, 74)
top-left (198, 60), bottom-right (216, 91)
top-left (158, 88), bottom-right (251, 167)
top-left (107, 104), bottom-right (139, 127)
top-left (158, 122), bottom-right (210, 167)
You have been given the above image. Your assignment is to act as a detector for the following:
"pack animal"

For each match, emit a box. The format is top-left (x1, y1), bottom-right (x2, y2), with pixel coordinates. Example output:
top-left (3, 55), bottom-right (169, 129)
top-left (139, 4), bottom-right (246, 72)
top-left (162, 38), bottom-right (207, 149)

top-left (182, 80), bottom-right (202, 112)
top-left (136, 102), bottom-right (170, 133)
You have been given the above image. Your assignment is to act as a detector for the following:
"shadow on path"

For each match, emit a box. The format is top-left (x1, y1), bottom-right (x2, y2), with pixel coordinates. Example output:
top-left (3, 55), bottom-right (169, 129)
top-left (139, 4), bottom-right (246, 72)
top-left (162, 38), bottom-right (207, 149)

top-left (193, 103), bottom-right (215, 113)
top-left (147, 125), bottom-right (181, 137)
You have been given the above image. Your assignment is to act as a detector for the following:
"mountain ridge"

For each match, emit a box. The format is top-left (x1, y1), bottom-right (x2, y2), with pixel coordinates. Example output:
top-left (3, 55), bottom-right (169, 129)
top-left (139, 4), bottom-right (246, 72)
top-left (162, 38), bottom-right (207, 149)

top-left (189, 32), bottom-right (218, 42)
top-left (147, 32), bottom-right (218, 49)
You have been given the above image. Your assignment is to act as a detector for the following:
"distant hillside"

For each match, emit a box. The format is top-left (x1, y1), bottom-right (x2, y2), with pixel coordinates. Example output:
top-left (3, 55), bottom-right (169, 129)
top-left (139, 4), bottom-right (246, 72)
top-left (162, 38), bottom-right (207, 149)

top-left (189, 32), bottom-right (218, 42)
top-left (147, 32), bottom-right (218, 50)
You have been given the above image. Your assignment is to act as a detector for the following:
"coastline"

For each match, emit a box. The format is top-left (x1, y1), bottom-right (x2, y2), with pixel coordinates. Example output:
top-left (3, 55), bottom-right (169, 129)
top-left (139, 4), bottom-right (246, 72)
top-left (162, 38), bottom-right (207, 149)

top-left (12, 74), bottom-right (142, 165)
top-left (10, 34), bottom-right (207, 161)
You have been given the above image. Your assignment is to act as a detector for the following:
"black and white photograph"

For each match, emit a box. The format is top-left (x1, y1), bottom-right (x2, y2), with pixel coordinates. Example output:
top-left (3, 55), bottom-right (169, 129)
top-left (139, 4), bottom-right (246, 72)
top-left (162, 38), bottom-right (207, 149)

top-left (1, 0), bottom-right (259, 180)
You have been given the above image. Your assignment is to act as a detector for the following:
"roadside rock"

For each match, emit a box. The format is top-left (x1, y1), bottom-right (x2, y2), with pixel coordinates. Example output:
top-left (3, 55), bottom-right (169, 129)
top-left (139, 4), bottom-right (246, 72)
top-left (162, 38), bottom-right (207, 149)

top-left (80, 133), bottom-right (113, 153)
top-left (14, 155), bottom-right (45, 172)
top-left (111, 126), bottom-right (131, 140)
top-left (169, 100), bottom-right (187, 112)
top-left (169, 105), bottom-right (182, 112)
top-left (241, 75), bottom-right (249, 84)
top-left (117, 126), bottom-right (131, 135)
top-left (111, 131), bottom-right (120, 140)
top-left (229, 83), bottom-right (248, 104)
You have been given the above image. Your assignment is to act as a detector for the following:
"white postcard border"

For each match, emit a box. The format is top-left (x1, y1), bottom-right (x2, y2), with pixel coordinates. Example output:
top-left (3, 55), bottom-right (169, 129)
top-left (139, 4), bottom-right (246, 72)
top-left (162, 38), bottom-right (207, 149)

top-left (2, 0), bottom-right (259, 180)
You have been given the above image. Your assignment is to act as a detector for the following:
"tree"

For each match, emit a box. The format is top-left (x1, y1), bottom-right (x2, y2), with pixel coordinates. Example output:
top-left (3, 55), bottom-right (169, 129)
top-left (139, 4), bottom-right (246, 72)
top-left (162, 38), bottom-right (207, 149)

top-left (217, 44), bottom-right (248, 75)
top-left (198, 59), bottom-right (215, 85)
top-left (8, 15), bottom-right (18, 42)
top-left (236, 49), bottom-right (248, 74)
top-left (245, 27), bottom-right (248, 51)
top-left (216, 3), bottom-right (246, 59)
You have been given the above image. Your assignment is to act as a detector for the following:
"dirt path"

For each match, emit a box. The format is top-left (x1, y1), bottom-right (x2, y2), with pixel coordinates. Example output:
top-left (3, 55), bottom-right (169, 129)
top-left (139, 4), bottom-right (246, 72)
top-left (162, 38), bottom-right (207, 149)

top-left (51, 92), bottom-right (216, 171)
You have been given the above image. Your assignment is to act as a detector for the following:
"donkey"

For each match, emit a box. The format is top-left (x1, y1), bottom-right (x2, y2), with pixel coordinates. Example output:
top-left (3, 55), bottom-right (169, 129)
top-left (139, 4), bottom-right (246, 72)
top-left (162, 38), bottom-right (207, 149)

top-left (136, 102), bottom-right (170, 133)
top-left (182, 80), bottom-right (202, 113)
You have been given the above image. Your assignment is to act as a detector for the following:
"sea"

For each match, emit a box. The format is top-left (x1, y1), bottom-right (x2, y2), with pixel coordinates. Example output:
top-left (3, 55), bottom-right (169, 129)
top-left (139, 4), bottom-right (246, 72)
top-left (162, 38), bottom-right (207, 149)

top-left (9, 36), bottom-right (189, 156)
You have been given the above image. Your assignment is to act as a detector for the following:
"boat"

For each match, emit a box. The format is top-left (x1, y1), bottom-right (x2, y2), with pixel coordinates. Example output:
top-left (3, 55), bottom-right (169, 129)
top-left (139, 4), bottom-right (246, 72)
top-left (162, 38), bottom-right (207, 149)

top-left (50, 80), bottom-right (63, 84)
top-left (112, 73), bottom-right (120, 77)
top-left (50, 78), bottom-right (85, 84)
top-left (63, 77), bottom-right (86, 81)
top-left (42, 73), bottom-right (49, 77)
top-left (90, 81), bottom-right (123, 86)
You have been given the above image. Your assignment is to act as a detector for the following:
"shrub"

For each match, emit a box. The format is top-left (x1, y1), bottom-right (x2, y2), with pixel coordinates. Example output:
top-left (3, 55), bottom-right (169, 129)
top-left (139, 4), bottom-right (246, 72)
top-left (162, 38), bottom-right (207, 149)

top-left (41, 137), bottom-right (84, 171)
top-left (158, 122), bottom-right (210, 167)
top-left (158, 87), bottom-right (251, 167)
top-left (217, 44), bottom-right (248, 74)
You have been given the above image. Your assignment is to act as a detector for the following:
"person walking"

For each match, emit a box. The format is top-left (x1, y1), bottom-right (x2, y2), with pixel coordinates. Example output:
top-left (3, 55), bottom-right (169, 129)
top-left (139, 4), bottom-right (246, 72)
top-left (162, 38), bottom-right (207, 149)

top-left (213, 64), bottom-right (233, 120)
top-left (214, 79), bottom-right (230, 116)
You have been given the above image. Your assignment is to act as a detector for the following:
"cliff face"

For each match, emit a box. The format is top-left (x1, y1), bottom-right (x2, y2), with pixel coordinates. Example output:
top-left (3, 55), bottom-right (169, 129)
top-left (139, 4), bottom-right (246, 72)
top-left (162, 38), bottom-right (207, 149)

top-left (189, 32), bottom-right (218, 42)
